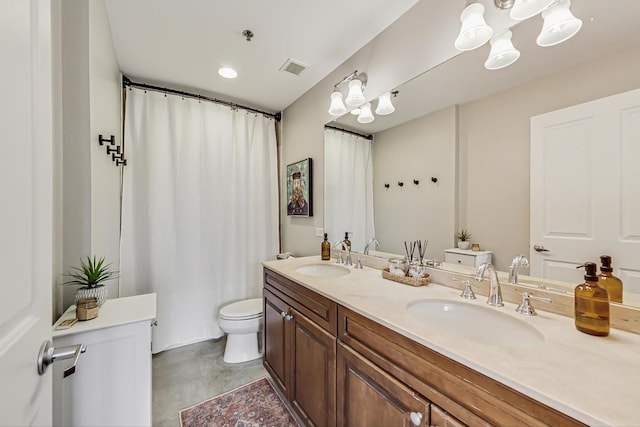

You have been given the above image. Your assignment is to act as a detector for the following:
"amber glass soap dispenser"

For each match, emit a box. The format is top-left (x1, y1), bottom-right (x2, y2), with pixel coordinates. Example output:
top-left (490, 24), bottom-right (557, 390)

top-left (321, 233), bottom-right (331, 261)
top-left (598, 255), bottom-right (623, 303)
top-left (575, 262), bottom-right (610, 337)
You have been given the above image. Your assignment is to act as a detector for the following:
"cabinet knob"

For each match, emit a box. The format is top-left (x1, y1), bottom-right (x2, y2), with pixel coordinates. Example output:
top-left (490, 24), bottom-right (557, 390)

top-left (410, 411), bottom-right (423, 426)
top-left (280, 311), bottom-right (287, 318)
top-left (285, 314), bottom-right (293, 321)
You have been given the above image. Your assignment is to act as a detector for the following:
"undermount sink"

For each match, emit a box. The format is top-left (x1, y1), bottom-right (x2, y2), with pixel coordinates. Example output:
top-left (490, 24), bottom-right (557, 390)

top-left (295, 264), bottom-right (351, 277)
top-left (407, 299), bottom-right (544, 348)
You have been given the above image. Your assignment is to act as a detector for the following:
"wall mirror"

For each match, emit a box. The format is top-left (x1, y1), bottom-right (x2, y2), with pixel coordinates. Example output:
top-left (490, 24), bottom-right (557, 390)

top-left (324, 0), bottom-right (640, 308)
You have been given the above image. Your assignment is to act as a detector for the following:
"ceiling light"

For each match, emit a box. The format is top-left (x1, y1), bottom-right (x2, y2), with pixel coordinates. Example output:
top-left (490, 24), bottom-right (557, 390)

top-left (357, 103), bottom-right (374, 124)
top-left (455, 2), bottom-right (493, 51)
top-left (484, 30), bottom-right (520, 70)
top-left (510, 0), bottom-right (555, 21)
top-left (536, 0), bottom-right (582, 47)
top-left (375, 92), bottom-right (396, 115)
top-left (328, 90), bottom-right (347, 117)
top-left (350, 108), bottom-right (361, 115)
top-left (218, 67), bottom-right (238, 79)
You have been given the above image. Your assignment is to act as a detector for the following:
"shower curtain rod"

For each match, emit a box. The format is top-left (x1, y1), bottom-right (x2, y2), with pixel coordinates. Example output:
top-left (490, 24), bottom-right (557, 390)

top-left (122, 75), bottom-right (281, 122)
top-left (324, 124), bottom-right (373, 140)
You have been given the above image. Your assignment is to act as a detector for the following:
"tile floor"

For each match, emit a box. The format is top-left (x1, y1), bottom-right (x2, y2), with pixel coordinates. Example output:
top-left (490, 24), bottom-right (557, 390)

top-left (152, 337), bottom-right (267, 427)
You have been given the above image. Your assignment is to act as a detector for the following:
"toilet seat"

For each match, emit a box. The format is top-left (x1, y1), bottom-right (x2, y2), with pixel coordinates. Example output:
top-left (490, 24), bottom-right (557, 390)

top-left (219, 298), bottom-right (263, 321)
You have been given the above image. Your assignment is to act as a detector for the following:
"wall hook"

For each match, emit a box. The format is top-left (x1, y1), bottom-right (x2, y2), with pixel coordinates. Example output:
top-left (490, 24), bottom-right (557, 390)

top-left (413, 179), bottom-right (420, 185)
top-left (398, 181), bottom-right (404, 187)
top-left (431, 177), bottom-right (438, 183)
top-left (384, 183), bottom-right (390, 189)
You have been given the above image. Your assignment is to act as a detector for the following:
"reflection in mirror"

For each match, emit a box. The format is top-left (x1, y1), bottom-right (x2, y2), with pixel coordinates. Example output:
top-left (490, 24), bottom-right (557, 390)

top-left (323, 0), bottom-right (640, 308)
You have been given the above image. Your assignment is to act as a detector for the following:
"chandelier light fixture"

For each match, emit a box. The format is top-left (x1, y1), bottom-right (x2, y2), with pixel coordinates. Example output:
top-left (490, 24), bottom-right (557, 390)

top-left (455, 0), bottom-right (582, 70)
top-left (327, 71), bottom-right (398, 124)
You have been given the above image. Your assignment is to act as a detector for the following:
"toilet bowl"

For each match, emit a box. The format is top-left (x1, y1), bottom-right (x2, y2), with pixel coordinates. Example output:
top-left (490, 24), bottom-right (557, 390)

top-left (218, 298), bottom-right (263, 363)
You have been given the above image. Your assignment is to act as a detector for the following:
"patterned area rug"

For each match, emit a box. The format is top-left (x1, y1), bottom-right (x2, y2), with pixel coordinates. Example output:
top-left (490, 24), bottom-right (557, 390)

top-left (179, 377), bottom-right (300, 427)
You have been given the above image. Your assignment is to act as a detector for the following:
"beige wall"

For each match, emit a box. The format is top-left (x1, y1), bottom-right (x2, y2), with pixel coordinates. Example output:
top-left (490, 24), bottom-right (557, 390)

top-left (460, 46), bottom-right (640, 271)
top-left (280, 0), bottom-right (463, 256)
top-left (373, 105), bottom-right (457, 259)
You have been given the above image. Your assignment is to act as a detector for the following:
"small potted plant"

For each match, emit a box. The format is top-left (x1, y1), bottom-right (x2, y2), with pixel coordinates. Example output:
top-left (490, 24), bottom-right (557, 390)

top-left (456, 229), bottom-right (472, 250)
top-left (63, 255), bottom-right (118, 307)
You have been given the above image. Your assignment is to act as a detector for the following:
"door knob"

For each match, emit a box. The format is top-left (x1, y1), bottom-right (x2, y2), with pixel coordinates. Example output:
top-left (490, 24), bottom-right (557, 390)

top-left (37, 340), bottom-right (86, 377)
top-left (410, 411), bottom-right (423, 426)
top-left (533, 244), bottom-right (550, 252)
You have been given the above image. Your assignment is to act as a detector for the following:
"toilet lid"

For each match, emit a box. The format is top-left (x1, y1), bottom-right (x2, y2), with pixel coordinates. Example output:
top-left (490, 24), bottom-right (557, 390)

top-left (219, 298), bottom-right (263, 320)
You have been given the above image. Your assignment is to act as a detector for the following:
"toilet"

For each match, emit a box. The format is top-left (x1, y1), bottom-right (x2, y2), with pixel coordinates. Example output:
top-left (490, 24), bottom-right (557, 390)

top-left (218, 298), bottom-right (263, 363)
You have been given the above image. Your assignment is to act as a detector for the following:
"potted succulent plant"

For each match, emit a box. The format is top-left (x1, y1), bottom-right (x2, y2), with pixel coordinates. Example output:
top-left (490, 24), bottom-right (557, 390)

top-left (456, 229), bottom-right (472, 250)
top-left (63, 255), bottom-right (118, 307)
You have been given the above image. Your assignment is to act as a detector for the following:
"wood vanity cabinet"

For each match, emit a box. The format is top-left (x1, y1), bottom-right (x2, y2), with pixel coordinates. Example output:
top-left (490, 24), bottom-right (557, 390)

top-left (263, 268), bottom-right (337, 427)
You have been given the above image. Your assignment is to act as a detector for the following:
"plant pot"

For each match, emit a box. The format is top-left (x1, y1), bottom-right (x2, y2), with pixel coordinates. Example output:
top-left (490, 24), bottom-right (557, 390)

top-left (457, 240), bottom-right (471, 250)
top-left (75, 285), bottom-right (108, 307)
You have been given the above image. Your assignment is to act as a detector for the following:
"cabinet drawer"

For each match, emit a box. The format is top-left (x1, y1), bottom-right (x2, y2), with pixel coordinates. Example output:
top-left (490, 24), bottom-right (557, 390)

top-left (444, 252), bottom-right (475, 266)
top-left (264, 267), bottom-right (337, 335)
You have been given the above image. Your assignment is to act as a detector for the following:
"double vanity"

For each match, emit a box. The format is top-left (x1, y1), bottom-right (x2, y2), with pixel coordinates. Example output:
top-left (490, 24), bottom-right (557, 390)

top-left (263, 256), bottom-right (640, 426)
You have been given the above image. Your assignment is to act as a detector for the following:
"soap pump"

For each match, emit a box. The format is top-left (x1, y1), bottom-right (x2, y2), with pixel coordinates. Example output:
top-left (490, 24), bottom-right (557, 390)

top-left (343, 232), bottom-right (352, 251)
top-left (598, 255), bottom-right (623, 303)
top-left (574, 262), bottom-right (610, 337)
top-left (321, 233), bottom-right (331, 261)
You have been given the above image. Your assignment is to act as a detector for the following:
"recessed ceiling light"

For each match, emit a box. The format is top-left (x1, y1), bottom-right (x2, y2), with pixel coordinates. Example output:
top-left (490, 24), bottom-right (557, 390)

top-left (218, 67), bottom-right (238, 79)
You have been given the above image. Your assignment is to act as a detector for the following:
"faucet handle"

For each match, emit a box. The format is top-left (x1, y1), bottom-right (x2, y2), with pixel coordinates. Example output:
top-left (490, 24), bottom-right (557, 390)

top-left (516, 292), bottom-right (552, 316)
top-left (355, 257), bottom-right (363, 269)
top-left (451, 277), bottom-right (476, 300)
top-left (336, 252), bottom-right (343, 264)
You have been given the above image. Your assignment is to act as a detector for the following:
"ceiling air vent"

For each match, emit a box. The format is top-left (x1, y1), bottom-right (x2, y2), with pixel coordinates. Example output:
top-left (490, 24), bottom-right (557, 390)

top-left (279, 58), bottom-right (308, 76)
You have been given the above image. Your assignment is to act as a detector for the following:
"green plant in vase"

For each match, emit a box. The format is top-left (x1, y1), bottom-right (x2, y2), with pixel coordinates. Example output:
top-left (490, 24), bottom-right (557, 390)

top-left (456, 229), bottom-right (472, 250)
top-left (63, 255), bottom-right (118, 307)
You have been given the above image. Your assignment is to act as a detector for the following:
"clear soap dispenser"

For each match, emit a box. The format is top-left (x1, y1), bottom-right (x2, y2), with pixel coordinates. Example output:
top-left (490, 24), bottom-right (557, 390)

top-left (575, 262), bottom-right (610, 337)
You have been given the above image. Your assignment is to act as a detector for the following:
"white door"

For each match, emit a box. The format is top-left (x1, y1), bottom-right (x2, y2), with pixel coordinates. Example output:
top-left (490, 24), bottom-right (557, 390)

top-left (530, 88), bottom-right (640, 296)
top-left (0, 1), bottom-right (54, 425)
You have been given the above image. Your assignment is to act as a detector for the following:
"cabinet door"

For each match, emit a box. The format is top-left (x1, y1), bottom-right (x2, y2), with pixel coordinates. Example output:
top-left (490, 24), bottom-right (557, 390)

top-left (337, 343), bottom-right (429, 427)
top-left (430, 405), bottom-right (466, 427)
top-left (263, 289), bottom-right (290, 396)
top-left (290, 308), bottom-right (336, 427)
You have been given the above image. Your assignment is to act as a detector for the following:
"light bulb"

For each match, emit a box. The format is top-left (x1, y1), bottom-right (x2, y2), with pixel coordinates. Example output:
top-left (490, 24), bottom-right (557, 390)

top-left (345, 79), bottom-right (366, 107)
top-left (455, 2), bottom-right (493, 51)
top-left (375, 92), bottom-right (395, 115)
top-left (328, 91), bottom-right (347, 117)
top-left (536, 0), bottom-right (582, 47)
top-left (484, 30), bottom-right (520, 70)
top-left (357, 102), bottom-right (374, 124)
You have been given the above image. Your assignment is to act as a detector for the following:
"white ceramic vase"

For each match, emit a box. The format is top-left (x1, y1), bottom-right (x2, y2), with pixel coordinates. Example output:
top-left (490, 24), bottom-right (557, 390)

top-left (75, 285), bottom-right (108, 307)
top-left (457, 240), bottom-right (471, 250)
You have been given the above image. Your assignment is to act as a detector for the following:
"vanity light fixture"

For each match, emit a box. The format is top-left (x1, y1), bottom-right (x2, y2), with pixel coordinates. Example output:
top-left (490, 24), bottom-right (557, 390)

top-left (357, 102), bottom-right (374, 124)
top-left (536, 0), bottom-right (582, 47)
top-left (375, 91), bottom-right (397, 115)
top-left (454, 1), bottom-right (493, 51)
top-left (327, 70), bottom-right (368, 117)
top-left (455, 0), bottom-right (581, 70)
top-left (484, 30), bottom-right (520, 70)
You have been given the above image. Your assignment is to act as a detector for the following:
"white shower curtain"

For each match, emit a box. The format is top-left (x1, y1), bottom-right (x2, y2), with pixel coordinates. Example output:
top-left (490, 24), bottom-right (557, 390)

top-left (324, 128), bottom-right (375, 252)
top-left (120, 88), bottom-right (279, 353)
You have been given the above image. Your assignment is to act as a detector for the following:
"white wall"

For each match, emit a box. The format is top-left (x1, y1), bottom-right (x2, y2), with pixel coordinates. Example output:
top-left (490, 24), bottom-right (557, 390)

top-left (373, 106), bottom-right (457, 259)
top-left (59, 0), bottom-right (121, 314)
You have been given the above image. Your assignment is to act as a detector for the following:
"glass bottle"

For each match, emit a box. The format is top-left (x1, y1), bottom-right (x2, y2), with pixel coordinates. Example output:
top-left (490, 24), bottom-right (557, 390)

top-left (321, 233), bottom-right (331, 261)
top-left (343, 232), bottom-right (351, 251)
top-left (598, 255), bottom-right (623, 303)
top-left (574, 262), bottom-right (610, 337)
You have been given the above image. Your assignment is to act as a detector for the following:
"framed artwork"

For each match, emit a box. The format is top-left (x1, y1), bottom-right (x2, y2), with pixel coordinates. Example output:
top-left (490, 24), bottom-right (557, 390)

top-left (286, 158), bottom-right (313, 217)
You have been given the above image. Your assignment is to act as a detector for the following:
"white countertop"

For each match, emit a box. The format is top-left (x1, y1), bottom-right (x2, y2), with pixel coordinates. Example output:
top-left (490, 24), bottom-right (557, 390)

top-left (53, 293), bottom-right (157, 338)
top-left (263, 256), bottom-right (640, 426)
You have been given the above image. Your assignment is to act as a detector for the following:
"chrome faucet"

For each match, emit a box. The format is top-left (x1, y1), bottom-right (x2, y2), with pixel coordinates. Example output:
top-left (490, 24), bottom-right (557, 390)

top-left (364, 237), bottom-right (380, 255)
top-left (475, 263), bottom-right (503, 307)
top-left (342, 241), bottom-right (353, 266)
top-left (508, 255), bottom-right (530, 284)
